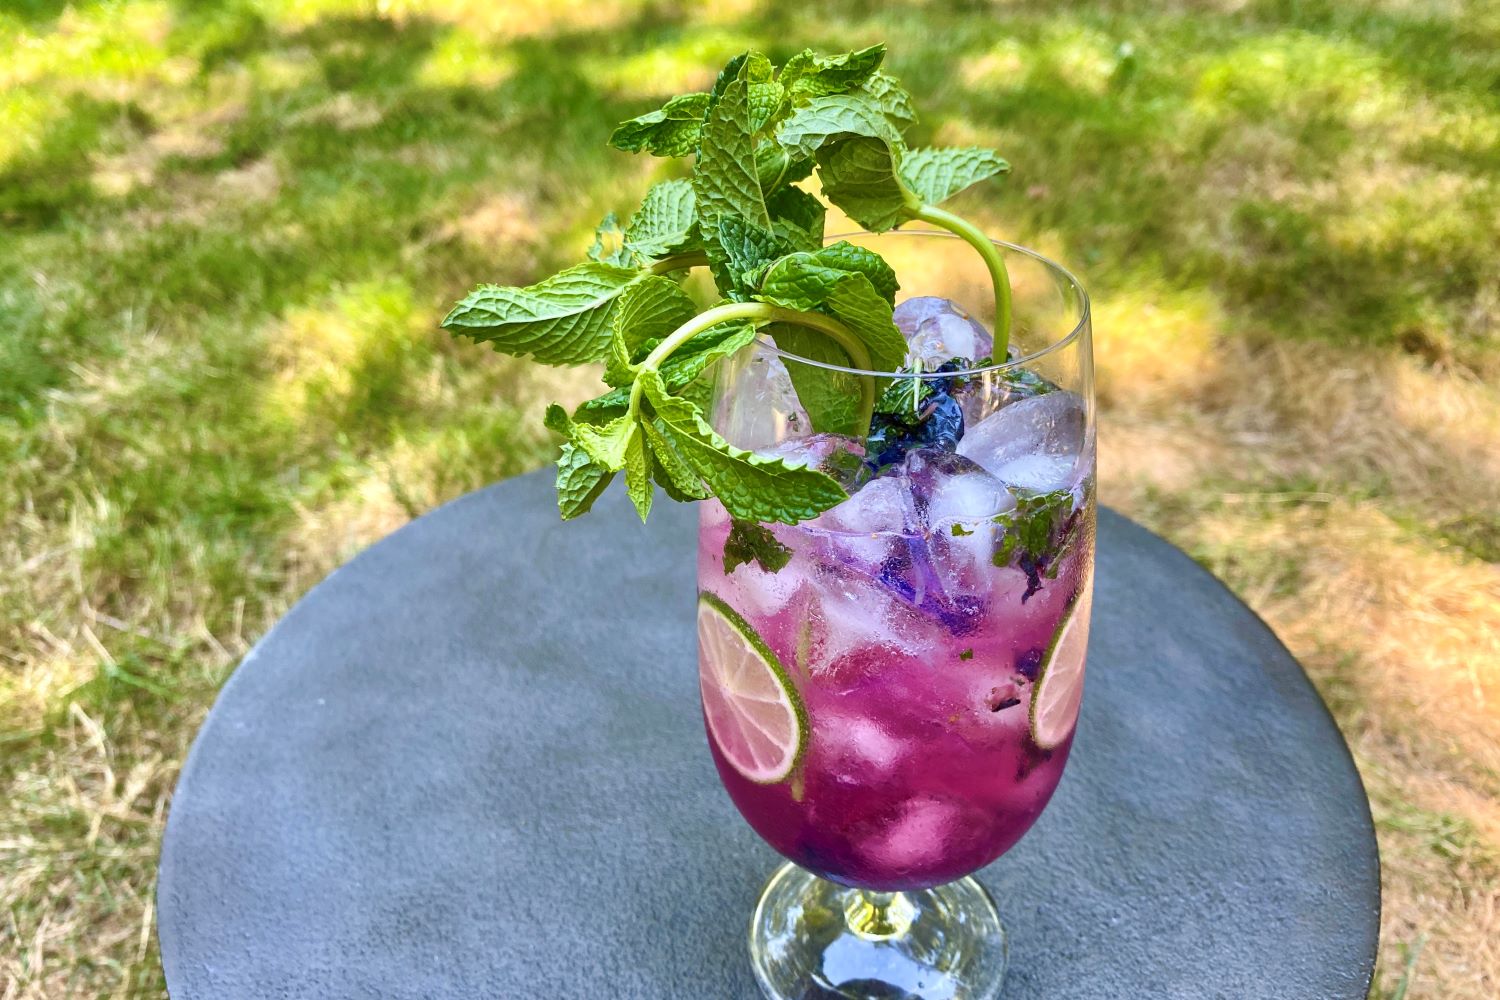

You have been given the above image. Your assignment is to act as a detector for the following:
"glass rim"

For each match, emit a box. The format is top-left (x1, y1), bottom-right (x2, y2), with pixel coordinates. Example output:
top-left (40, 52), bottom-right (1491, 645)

top-left (754, 229), bottom-right (1090, 380)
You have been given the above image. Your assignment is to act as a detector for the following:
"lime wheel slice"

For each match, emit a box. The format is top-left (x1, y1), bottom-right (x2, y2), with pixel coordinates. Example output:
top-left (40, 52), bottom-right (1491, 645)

top-left (698, 592), bottom-right (807, 784)
top-left (1029, 582), bottom-right (1093, 749)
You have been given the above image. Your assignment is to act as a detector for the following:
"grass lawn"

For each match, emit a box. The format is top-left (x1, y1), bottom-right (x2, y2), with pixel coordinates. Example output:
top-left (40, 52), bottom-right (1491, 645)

top-left (2, 0), bottom-right (1497, 996)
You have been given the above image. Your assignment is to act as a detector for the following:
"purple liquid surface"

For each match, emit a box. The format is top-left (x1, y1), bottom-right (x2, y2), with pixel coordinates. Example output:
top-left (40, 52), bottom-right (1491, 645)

top-left (697, 487), bottom-right (1095, 891)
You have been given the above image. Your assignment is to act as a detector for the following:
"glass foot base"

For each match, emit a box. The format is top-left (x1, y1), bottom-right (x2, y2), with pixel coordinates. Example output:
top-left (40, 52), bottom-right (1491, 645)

top-left (749, 863), bottom-right (1008, 1000)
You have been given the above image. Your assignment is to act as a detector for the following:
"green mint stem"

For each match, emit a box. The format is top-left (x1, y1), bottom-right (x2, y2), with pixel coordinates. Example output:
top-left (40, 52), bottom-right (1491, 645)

top-left (648, 251), bottom-right (710, 274)
top-left (911, 204), bottom-right (1012, 358)
top-left (631, 301), bottom-right (876, 430)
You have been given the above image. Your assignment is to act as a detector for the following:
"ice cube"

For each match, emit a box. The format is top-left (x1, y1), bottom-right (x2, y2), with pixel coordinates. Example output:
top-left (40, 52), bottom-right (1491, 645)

top-left (718, 352), bottom-right (811, 452)
top-left (893, 296), bottom-right (993, 368)
top-left (817, 713), bottom-right (907, 781)
top-left (984, 452), bottom-right (1077, 494)
top-left (805, 473), bottom-right (919, 582)
top-left (909, 313), bottom-right (987, 368)
top-left (724, 557), bottom-right (810, 618)
top-left (859, 795), bottom-right (965, 873)
top-left (806, 574), bottom-right (907, 668)
top-left (814, 475), bottom-right (917, 537)
top-left (925, 461), bottom-right (1017, 584)
top-left (889, 451), bottom-right (1016, 597)
top-left (761, 433), bottom-right (866, 491)
top-left (956, 390), bottom-right (1087, 492)
top-left (915, 454), bottom-right (1015, 527)
top-left (893, 296), bottom-right (957, 336)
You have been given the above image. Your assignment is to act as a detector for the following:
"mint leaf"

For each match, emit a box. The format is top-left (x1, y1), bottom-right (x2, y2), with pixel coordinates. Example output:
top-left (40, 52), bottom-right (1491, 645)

top-left (642, 419), bottom-right (710, 501)
top-left (545, 402), bottom-right (635, 471)
top-left (624, 426), bottom-right (652, 521)
top-left (756, 255), bottom-right (908, 372)
top-left (859, 71), bottom-right (917, 129)
top-left (555, 442), bottom-right (615, 520)
top-left (675, 372), bottom-right (715, 412)
top-left (771, 219), bottom-right (823, 254)
top-left (695, 73), bottom-right (770, 230)
top-left (804, 241), bottom-right (898, 304)
top-left (724, 518), bottom-right (793, 573)
top-left (766, 185), bottom-right (826, 248)
top-left (587, 212), bottom-right (635, 266)
top-left (638, 369), bottom-right (847, 523)
top-left (572, 413), bottom-right (635, 471)
top-left (604, 275), bottom-right (698, 386)
top-left (992, 488), bottom-right (1082, 600)
top-left (710, 53), bottom-right (749, 105)
top-left (818, 271), bottom-right (909, 371)
top-left (711, 52), bottom-right (781, 134)
top-left (754, 144), bottom-right (813, 191)
top-left (749, 86), bottom-right (785, 136)
top-left (777, 94), bottom-right (906, 158)
top-left (543, 402), bottom-right (572, 435)
top-left (443, 262), bottom-right (645, 366)
top-left (777, 90), bottom-right (967, 235)
top-left (657, 321), bottom-right (757, 388)
top-left (780, 44), bottom-right (886, 101)
top-left (765, 322), bottom-right (866, 436)
top-left (704, 216), bottom-right (793, 301)
top-left (716, 216), bottom-right (794, 287)
top-left (624, 179), bottom-right (698, 259)
top-left (751, 238), bottom-right (906, 434)
top-left (572, 387), bottom-right (629, 425)
top-left (816, 136), bottom-right (917, 231)
top-left (900, 147), bottom-right (1010, 205)
top-left (610, 92), bottom-right (710, 156)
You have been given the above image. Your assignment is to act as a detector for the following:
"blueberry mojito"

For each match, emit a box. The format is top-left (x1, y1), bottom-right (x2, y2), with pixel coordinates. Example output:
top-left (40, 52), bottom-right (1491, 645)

top-left (441, 43), bottom-right (1094, 1000)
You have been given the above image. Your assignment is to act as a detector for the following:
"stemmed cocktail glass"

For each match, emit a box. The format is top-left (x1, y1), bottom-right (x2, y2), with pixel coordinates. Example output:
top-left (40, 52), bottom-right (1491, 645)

top-left (695, 231), bottom-right (1094, 1000)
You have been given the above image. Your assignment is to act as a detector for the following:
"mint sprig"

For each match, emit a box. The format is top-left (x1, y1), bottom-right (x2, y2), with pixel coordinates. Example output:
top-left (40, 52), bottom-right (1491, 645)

top-left (775, 101), bottom-right (1013, 349)
top-left (442, 44), bottom-right (1017, 525)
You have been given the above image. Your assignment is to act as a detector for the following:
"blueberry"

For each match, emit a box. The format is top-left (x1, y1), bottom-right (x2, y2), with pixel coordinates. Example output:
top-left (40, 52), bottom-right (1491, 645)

top-left (921, 391), bottom-right (964, 449)
top-left (1016, 647), bottom-right (1043, 681)
top-left (863, 383), bottom-right (966, 473)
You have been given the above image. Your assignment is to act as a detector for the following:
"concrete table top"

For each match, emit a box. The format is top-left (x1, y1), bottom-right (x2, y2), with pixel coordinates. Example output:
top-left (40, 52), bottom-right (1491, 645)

top-left (158, 470), bottom-right (1379, 999)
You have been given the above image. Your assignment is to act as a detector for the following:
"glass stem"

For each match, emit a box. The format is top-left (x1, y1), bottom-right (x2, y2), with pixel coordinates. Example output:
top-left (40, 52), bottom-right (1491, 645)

top-left (844, 889), bottom-right (916, 941)
top-left (911, 203), bottom-right (1013, 359)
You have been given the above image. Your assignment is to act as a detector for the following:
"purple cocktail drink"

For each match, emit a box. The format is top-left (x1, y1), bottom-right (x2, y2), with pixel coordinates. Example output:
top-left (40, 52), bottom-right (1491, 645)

top-left (698, 373), bottom-right (1094, 891)
top-left (440, 38), bottom-right (1096, 997)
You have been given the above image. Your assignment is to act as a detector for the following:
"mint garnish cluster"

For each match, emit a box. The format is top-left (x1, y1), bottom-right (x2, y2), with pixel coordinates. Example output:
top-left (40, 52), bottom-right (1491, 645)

top-left (442, 44), bottom-right (1013, 525)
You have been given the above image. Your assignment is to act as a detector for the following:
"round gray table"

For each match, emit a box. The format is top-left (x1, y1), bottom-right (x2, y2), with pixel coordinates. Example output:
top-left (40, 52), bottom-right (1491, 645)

top-left (158, 471), bottom-right (1379, 999)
